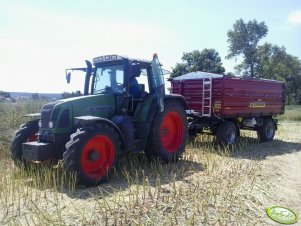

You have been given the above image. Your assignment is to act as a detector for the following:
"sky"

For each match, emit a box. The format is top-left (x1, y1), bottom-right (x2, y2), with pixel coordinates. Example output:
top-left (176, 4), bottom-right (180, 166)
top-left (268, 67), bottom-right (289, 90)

top-left (0, 0), bottom-right (301, 93)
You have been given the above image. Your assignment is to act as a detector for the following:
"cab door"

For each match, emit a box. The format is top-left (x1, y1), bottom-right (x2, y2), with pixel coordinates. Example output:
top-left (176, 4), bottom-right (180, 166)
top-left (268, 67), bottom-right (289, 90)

top-left (149, 54), bottom-right (165, 112)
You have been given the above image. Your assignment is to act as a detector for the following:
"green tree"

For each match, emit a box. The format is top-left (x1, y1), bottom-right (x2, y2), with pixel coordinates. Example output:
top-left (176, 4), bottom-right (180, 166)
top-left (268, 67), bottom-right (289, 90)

top-left (32, 93), bottom-right (39, 100)
top-left (256, 43), bottom-right (301, 104)
top-left (170, 49), bottom-right (225, 78)
top-left (0, 91), bottom-right (11, 98)
top-left (227, 19), bottom-right (268, 77)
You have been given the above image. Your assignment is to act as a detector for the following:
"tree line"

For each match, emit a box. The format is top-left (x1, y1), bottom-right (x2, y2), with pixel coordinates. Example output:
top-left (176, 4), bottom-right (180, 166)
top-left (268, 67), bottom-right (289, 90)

top-left (170, 19), bottom-right (301, 104)
top-left (0, 91), bottom-right (11, 98)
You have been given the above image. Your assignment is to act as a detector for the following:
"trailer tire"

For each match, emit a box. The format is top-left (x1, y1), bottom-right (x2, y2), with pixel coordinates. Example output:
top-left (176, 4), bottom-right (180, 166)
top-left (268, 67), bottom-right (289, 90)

top-left (63, 124), bottom-right (122, 186)
top-left (10, 120), bottom-right (39, 167)
top-left (216, 121), bottom-right (238, 146)
top-left (257, 118), bottom-right (276, 142)
top-left (145, 100), bottom-right (188, 162)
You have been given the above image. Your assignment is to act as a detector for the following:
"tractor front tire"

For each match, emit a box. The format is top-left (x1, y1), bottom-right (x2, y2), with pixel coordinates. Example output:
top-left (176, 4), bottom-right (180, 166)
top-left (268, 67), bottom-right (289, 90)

top-left (10, 120), bottom-right (39, 167)
top-left (145, 100), bottom-right (188, 162)
top-left (63, 124), bottom-right (122, 186)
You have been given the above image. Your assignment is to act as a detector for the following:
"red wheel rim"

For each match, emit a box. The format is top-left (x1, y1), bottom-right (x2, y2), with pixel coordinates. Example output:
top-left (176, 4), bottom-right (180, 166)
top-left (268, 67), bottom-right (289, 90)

top-left (81, 135), bottom-right (114, 179)
top-left (160, 112), bottom-right (184, 153)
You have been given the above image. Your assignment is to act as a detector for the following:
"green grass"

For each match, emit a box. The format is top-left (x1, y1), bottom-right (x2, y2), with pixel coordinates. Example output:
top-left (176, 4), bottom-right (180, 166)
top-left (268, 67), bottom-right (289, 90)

top-left (0, 101), bottom-right (299, 225)
top-left (278, 105), bottom-right (301, 121)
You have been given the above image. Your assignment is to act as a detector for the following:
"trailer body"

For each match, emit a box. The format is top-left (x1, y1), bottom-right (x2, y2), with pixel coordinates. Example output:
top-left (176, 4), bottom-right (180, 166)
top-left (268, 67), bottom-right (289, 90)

top-left (171, 75), bottom-right (285, 118)
top-left (170, 72), bottom-right (285, 145)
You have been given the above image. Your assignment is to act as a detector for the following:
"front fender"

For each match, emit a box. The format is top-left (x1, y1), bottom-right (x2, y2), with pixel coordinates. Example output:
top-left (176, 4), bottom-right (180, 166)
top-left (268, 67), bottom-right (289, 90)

top-left (74, 116), bottom-right (125, 146)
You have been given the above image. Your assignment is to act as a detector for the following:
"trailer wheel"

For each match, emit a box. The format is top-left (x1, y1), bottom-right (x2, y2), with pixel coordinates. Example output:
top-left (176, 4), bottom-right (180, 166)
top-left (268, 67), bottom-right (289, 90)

top-left (145, 100), bottom-right (188, 162)
top-left (216, 121), bottom-right (238, 146)
top-left (63, 124), bottom-right (122, 186)
top-left (10, 120), bottom-right (39, 167)
top-left (257, 118), bottom-right (276, 142)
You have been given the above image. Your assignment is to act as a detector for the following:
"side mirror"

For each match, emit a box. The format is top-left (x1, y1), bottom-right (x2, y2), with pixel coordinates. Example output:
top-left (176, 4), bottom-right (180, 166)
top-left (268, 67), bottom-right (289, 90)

top-left (66, 72), bottom-right (71, 84)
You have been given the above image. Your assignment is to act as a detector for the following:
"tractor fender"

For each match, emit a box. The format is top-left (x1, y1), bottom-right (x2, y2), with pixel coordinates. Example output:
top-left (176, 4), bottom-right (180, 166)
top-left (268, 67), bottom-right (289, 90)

top-left (74, 116), bottom-right (125, 147)
top-left (164, 94), bottom-right (188, 110)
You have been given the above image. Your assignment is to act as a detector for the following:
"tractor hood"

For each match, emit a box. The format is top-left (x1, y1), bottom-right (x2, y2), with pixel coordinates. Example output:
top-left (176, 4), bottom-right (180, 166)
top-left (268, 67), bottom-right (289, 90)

top-left (65, 94), bottom-right (116, 119)
top-left (40, 94), bottom-right (116, 133)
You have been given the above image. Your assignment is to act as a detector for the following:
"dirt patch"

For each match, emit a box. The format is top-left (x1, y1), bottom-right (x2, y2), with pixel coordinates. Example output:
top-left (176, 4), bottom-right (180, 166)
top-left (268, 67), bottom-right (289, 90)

top-left (266, 151), bottom-right (301, 210)
top-left (262, 122), bottom-right (301, 224)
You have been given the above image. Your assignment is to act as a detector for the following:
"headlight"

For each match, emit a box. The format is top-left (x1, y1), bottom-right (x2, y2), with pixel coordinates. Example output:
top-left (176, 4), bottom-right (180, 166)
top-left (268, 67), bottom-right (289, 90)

top-left (48, 121), bottom-right (54, 128)
top-left (38, 120), bottom-right (42, 128)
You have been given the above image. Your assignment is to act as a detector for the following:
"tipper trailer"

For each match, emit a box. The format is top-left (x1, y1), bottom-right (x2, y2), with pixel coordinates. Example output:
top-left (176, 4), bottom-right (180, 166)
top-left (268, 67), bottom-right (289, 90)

top-left (170, 72), bottom-right (285, 145)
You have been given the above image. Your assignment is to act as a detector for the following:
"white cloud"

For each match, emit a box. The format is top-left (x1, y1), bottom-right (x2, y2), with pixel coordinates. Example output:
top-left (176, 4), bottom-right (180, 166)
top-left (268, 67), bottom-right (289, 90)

top-left (288, 10), bottom-right (301, 24)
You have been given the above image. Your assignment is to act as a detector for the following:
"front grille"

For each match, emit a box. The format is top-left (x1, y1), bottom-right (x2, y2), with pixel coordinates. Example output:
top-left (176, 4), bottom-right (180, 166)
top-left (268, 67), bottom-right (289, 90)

top-left (40, 101), bottom-right (60, 128)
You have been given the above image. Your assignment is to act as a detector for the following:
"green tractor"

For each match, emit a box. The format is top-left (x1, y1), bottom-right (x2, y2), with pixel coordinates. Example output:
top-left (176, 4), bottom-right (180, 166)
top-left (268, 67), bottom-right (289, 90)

top-left (11, 54), bottom-right (188, 185)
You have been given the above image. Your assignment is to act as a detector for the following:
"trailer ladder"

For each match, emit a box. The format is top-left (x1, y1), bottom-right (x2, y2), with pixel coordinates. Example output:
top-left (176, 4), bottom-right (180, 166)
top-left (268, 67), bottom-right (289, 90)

top-left (202, 78), bottom-right (212, 117)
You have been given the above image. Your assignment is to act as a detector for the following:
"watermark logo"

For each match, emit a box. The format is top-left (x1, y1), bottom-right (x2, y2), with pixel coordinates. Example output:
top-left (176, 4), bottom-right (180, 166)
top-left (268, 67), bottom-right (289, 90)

top-left (266, 206), bottom-right (298, 224)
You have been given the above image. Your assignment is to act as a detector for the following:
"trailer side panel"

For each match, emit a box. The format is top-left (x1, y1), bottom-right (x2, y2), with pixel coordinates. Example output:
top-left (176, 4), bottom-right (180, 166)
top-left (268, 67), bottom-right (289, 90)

top-left (171, 77), bottom-right (285, 118)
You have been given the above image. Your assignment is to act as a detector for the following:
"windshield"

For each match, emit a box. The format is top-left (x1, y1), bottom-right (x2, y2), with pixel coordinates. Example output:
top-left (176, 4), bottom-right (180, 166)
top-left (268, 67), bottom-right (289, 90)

top-left (93, 64), bottom-right (124, 94)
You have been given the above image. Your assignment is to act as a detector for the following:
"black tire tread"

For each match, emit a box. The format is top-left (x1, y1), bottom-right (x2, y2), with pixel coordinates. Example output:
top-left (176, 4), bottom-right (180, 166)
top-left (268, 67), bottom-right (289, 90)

top-left (216, 121), bottom-right (238, 146)
top-left (145, 100), bottom-right (188, 162)
top-left (63, 123), bottom-right (122, 186)
top-left (257, 118), bottom-right (276, 142)
top-left (10, 120), bottom-right (39, 166)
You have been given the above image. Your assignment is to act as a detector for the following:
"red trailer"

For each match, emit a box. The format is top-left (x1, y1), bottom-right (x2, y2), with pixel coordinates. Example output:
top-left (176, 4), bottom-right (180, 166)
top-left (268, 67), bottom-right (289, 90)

top-left (170, 72), bottom-right (285, 145)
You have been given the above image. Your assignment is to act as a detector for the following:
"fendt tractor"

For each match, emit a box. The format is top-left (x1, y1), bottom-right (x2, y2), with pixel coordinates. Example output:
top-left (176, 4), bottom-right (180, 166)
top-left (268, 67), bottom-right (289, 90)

top-left (11, 53), bottom-right (285, 186)
top-left (11, 54), bottom-right (188, 185)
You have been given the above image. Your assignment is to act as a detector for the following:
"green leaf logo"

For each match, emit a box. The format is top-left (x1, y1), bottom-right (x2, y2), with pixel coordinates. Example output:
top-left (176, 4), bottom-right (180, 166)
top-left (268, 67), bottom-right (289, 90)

top-left (266, 206), bottom-right (299, 224)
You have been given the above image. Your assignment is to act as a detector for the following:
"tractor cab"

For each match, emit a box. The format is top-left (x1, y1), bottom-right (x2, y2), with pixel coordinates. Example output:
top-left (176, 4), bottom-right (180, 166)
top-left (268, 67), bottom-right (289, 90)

top-left (84, 54), bottom-right (167, 152)
top-left (65, 54), bottom-right (165, 115)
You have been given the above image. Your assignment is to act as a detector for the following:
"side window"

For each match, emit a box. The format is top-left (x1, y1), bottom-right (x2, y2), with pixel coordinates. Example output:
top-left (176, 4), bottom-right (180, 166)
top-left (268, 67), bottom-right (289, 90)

top-left (115, 70), bottom-right (123, 85)
top-left (112, 69), bottom-right (124, 93)
top-left (136, 69), bottom-right (149, 93)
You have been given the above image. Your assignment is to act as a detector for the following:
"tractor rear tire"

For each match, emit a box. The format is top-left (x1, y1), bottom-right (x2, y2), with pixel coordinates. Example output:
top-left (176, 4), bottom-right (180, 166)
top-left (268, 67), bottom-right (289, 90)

top-left (216, 121), bottom-right (238, 146)
top-left (10, 120), bottom-right (39, 167)
top-left (257, 118), bottom-right (276, 142)
top-left (63, 124), bottom-right (122, 186)
top-left (145, 100), bottom-right (188, 162)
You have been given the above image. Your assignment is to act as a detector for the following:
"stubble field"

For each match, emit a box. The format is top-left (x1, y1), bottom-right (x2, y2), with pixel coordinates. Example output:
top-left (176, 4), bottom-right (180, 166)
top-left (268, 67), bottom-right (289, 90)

top-left (0, 101), bottom-right (300, 225)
